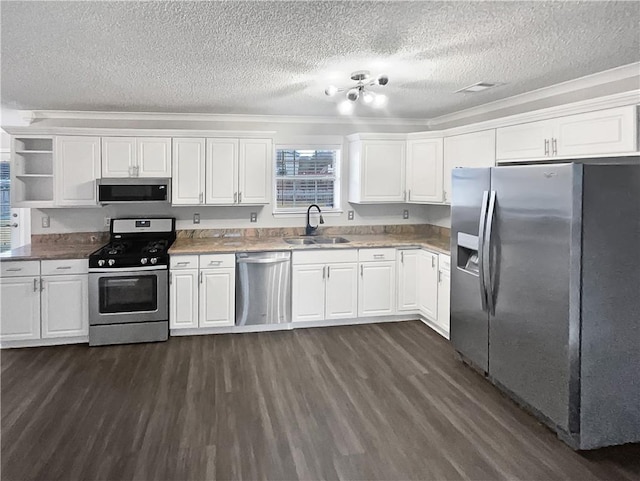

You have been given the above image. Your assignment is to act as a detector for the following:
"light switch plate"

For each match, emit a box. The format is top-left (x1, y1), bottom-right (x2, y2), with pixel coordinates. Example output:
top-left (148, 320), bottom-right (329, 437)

top-left (250, 212), bottom-right (258, 223)
top-left (193, 213), bottom-right (200, 224)
top-left (104, 217), bottom-right (111, 228)
top-left (403, 209), bottom-right (409, 219)
top-left (41, 215), bottom-right (50, 228)
top-left (348, 210), bottom-right (354, 220)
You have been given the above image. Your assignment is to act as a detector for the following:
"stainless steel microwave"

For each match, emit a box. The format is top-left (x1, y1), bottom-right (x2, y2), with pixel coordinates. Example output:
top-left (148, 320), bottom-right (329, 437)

top-left (97, 178), bottom-right (171, 204)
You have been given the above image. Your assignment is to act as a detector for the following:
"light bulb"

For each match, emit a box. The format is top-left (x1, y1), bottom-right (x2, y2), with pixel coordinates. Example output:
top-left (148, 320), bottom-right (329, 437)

top-left (372, 94), bottom-right (387, 108)
top-left (324, 85), bottom-right (338, 97)
top-left (376, 75), bottom-right (389, 86)
top-left (362, 91), bottom-right (375, 104)
top-left (338, 100), bottom-right (354, 115)
top-left (346, 88), bottom-right (360, 102)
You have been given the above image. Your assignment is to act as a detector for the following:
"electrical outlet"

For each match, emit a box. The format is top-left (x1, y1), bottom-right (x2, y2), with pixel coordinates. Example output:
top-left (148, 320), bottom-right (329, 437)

top-left (193, 213), bottom-right (200, 224)
top-left (348, 210), bottom-right (354, 220)
top-left (250, 212), bottom-right (258, 223)
top-left (104, 217), bottom-right (111, 228)
top-left (41, 215), bottom-right (50, 228)
top-left (403, 209), bottom-right (409, 219)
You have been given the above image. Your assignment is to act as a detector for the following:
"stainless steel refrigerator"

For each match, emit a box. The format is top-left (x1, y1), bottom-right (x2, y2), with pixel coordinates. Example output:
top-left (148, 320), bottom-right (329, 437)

top-left (450, 161), bottom-right (640, 450)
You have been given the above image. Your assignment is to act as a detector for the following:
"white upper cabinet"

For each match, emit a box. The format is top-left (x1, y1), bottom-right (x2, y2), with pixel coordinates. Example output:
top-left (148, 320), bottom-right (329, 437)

top-left (172, 138), bottom-right (205, 205)
top-left (206, 138), bottom-right (238, 205)
top-left (406, 138), bottom-right (444, 203)
top-left (496, 106), bottom-right (638, 162)
top-left (102, 137), bottom-right (136, 177)
top-left (54, 136), bottom-right (101, 206)
top-left (238, 139), bottom-right (272, 204)
top-left (349, 137), bottom-right (406, 203)
top-left (555, 106), bottom-right (637, 156)
top-left (137, 137), bottom-right (172, 177)
top-left (443, 130), bottom-right (496, 204)
top-left (102, 137), bottom-right (171, 177)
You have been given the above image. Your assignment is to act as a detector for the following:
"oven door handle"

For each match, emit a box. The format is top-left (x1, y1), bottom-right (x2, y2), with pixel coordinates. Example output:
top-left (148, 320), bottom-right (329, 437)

top-left (89, 266), bottom-right (167, 274)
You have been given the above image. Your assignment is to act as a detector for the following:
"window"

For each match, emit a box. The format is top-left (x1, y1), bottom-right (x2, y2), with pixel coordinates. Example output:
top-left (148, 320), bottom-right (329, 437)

top-left (274, 147), bottom-right (341, 213)
top-left (0, 156), bottom-right (11, 252)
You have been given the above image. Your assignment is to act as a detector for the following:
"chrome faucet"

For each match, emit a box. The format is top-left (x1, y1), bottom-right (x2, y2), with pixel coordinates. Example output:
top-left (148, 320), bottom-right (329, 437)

top-left (305, 204), bottom-right (324, 236)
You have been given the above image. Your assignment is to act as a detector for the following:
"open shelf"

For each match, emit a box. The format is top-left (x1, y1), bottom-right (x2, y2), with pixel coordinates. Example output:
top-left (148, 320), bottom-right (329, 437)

top-left (12, 137), bottom-right (56, 205)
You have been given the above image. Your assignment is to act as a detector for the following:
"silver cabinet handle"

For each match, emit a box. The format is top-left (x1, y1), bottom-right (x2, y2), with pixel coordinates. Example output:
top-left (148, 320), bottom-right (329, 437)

top-left (56, 266), bottom-right (72, 270)
top-left (208, 260), bottom-right (222, 266)
top-left (360, 264), bottom-right (364, 276)
top-left (403, 190), bottom-right (407, 201)
top-left (327, 266), bottom-right (330, 279)
top-left (322, 266), bottom-right (326, 279)
top-left (544, 139), bottom-right (549, 156)
top-left (169, 274), bottom-right (173, 285)
top-left (40, 279), bottom-right (45, 291)
top-left (408, 189), bottom-right (411, 201)
top-left (176, 261), bottom-right (189, 266)
top-left (373, 254), bottom-right (385, 259)
top-left (234, 192), bottom-right (237, 203)
top-left (33, 278), bottom-right (38, 291)
top-left (6, 268), bottom-right (22, 272)
top-left (199, 271), bottom-right (203, 284)
top-left (438, 270), bottom-right (442, 283)
top-left (11, 223), bottom-right (18, 228)
top-left (401, 252), bottom-right (404, 264)
top-left (199, 192), bottom-right (203, 204)
top-left (134, 165), bottom-right (140, 177)
top-left (552, 138), bottom-right (558, 156)
top-left (432, 256), bottom-right (435, 268)
top-left (238, 192), bottom-right (242, 203)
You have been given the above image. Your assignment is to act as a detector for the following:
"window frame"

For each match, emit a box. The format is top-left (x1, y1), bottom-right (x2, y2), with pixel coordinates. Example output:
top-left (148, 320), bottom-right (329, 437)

top-left (272, 144), bottom-right (342, 216)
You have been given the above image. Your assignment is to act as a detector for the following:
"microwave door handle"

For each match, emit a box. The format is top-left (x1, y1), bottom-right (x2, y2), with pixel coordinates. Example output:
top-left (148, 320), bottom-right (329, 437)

top-left (478, 190), bottom-right (489, 312)
top-left (484, 190), bottom-right (497, 315)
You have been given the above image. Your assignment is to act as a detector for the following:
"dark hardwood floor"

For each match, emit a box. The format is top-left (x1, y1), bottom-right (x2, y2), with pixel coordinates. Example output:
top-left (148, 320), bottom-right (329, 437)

top-left (2, 321), bottom-right (639, 481)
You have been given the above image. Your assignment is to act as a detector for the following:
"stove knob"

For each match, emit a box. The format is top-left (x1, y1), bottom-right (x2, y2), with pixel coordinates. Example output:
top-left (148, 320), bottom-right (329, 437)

top-left (140, 258), bottom-right (148, 265)
top-left (150, 257), bottom-right (158, 265)
top-left (108, 259), bottom-right (116, 266)
top-left (97, 259), bottom-right (105, 267)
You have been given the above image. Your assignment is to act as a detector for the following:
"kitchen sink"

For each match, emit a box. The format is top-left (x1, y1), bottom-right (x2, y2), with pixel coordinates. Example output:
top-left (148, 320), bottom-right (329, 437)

top-left (283, 237), bottom-right (316, 245)
top-left (312, 236), bottom-right (350, 244)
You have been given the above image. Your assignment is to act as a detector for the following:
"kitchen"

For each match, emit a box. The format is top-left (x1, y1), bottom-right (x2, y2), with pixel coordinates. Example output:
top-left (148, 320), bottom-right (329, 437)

top-left (1, 1), bottom-right (640, 480)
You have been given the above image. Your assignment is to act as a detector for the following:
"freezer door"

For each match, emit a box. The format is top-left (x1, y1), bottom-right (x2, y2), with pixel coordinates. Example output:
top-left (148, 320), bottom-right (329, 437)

top-left (488, 163), bottom-right (577, 432)
top-left (450, 168), bottom-right (491, 372)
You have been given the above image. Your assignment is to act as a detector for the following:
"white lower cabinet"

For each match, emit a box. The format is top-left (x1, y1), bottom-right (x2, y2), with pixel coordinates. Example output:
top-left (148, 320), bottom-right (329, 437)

top-left (436, 254), bottom-right (451, 336)
top-left (292, 250), bottom-right (358, 323)
top-left (41, 274), bottom-right (88, 338)
top-left (418, 250), bottom-right (438, 321)
top-left (0, 276), bottom-right (41, 341)
top-left (397, 249), bottom-right (420, 312)
top-left (0, 259), bottom-right (88, 344)
top-left (358, 249), bottom-right (396, 317)
top-left (170, 254), bottom-right (235, 330)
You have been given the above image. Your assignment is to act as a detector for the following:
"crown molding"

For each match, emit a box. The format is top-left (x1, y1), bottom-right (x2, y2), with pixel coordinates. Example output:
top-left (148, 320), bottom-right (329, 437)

top-left (1, 126), bottom-right (278, 137)
top-left (428, 62), bottom-right (640, 129)
top-left (19, 110), bottom-right (432, 127)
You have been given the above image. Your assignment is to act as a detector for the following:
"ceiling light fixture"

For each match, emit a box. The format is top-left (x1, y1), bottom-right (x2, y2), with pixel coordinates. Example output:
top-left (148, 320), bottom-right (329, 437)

top-left (326, 70), bottom-right (389, 113)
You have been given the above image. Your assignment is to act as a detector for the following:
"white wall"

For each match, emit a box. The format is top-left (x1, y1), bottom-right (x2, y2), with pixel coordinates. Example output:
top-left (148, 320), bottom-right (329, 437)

top-left (27, 117), bottom-right (449, 234)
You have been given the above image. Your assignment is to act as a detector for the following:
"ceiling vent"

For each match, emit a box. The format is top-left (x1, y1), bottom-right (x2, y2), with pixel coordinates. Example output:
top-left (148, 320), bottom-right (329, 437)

top-left (455, 82), bottom-right (499, 93)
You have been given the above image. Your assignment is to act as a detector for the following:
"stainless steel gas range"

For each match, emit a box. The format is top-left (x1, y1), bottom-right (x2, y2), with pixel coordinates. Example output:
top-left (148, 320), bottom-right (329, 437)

top-left (88, 217), bottom-right (176, 346)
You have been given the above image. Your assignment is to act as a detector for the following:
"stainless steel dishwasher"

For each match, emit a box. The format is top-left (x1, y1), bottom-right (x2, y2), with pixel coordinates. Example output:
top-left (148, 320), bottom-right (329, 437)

top-left (236, 251), bottom-right (291, 325)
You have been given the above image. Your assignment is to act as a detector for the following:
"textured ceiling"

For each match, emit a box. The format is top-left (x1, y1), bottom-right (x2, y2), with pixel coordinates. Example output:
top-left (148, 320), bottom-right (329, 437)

top-left (1, 1), bottom-right (639, 119)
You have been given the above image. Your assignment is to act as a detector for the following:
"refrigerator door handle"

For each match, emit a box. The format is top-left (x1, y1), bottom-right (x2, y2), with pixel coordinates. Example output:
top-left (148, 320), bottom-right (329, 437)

top-left (484, 190), bottom-right (497, 315)
top-left (478, 190), bottom-right (490, 312)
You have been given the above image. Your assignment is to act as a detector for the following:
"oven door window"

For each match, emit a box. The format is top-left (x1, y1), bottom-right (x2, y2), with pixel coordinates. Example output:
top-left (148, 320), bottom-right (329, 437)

top-left (99, 275), bottom-right (158, 313)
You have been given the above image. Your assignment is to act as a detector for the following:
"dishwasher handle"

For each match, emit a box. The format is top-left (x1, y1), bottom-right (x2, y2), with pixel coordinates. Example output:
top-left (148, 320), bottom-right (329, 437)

top-left (237, 257), bottom-right (290, 265)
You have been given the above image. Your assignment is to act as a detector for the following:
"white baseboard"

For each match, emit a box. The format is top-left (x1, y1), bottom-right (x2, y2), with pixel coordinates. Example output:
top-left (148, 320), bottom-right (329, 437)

top-left (0, 336), bottom-right (88, 349)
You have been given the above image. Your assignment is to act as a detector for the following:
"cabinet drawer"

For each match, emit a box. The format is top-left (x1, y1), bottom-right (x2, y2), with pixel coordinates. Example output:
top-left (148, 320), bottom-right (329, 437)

top-left (358, 248), bottom-right (396, 262)
top-left (1, 261), bottom-right (40, 277)
top-left (41, 259), bottom-right (88, 276)
top-left (199, 254), bottom-right (236, 269)
top-left (439, 254), bottom-right (451, 271)
top-left (170, 255), bottom-right (199, 270)
top-left (293, 249), bottom-right (358, 265)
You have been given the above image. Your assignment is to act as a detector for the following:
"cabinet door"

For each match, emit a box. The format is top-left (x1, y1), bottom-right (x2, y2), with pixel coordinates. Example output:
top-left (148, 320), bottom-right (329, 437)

top-left (41, 274), bottom-right (88, 338)
top-left (55, 136), bottom-right (101, 206)
top-left (325, 263), bottom-right (358, 320)
top-left (172, 138), bottom-right (205, 205)
top-left (496, 120), bottom-right (554, 161)
top-left (443, 130), bottom-right (496, 204)
top-left (292, 264), bottom-right (325, 322)
top-left (206, 138), bottom-right (238, 204)
top-left (199, 268), bottom-right (235, 327)
top-left (360, 141), bottom-right (406, 202)
top-left (436, 268), bottom-right (451, 337)
top-left (137, 137), bottom-right (172, 177)
top-left (397, 250), bottom-right (420, 312)
top-left (406, 138), bottom-right (443, 203)
top-left (358, 261), bottom-right (396, 317)
top-left (102, 137), bottom-right (136, 177)
top-left (0, 277), bottom-right (41, 341)
top-left (170, 269), bottom-right (199, 329)
top-left (556, 106), bottom-right (637, 156)
top-left (238, 139), bottom-right (271, 204)
top-left (418, 251), bottom-right (438, 321)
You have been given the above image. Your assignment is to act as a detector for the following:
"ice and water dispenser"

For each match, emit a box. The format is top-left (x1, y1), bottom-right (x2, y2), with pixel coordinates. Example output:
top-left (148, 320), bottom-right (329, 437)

top-left (457, 232), bottom-right (480, 275)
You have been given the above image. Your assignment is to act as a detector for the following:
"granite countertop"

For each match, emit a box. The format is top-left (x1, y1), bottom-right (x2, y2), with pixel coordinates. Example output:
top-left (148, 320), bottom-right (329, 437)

top-left (169, 233), bottom-right (451, 256)
top-left (0, 243), bottom-right (103, 261)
